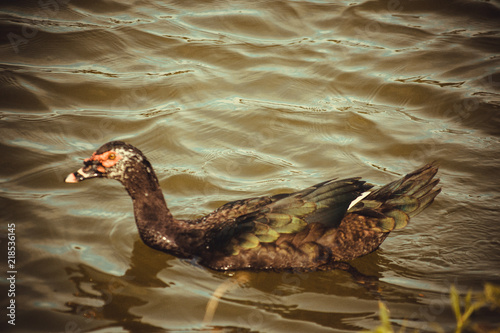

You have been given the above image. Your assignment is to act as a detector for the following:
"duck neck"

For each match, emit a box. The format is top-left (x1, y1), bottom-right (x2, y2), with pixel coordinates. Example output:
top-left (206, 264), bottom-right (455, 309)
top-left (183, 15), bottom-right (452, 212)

top-left (120, 160), bottom-right (183, 256)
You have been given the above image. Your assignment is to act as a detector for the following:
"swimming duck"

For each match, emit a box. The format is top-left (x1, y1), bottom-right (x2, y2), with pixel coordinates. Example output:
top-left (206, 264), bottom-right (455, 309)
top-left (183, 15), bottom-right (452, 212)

top-left (65, 141), bottom-right (440, 271)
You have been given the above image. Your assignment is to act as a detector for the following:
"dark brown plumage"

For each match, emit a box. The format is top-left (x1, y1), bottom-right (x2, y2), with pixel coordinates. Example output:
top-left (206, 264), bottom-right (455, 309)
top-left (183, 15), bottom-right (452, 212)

top-left (66, 141), bottom-right (441, 271)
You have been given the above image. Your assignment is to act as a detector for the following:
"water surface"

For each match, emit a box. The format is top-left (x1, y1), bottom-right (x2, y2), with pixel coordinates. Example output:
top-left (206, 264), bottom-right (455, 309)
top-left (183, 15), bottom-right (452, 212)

top-left (1, 0), bottom-right (500, 332)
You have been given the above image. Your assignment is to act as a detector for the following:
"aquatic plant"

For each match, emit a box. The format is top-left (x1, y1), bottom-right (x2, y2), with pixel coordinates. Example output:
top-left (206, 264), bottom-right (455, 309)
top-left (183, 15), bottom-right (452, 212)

top-left (366, 283), bottom-right (500, 333)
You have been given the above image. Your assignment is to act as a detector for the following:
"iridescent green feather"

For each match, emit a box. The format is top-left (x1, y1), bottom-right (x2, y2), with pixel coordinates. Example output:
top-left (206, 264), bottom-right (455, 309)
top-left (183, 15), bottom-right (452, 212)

top-left (237, 233), bottom-right (260, 249)
top-left (253, 222), bottom-right (280, 242)
top-left (372, 217), bottom-right (395, 232)
top-left (260, 213), bottom-right (308, 233)
top-left (273, 201), bottom-right (317, 217)
top-left (385, 195), bottom-right (419, 213)
top-left (355, 162), bottom-right (441, 232)
top-left (384, 209), bottom-right (409, 229)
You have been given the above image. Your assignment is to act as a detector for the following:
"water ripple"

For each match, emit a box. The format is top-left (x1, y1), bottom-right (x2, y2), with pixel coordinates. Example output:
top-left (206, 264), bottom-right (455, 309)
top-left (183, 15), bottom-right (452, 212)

top-left (1, 0), bottom-right (500, 332)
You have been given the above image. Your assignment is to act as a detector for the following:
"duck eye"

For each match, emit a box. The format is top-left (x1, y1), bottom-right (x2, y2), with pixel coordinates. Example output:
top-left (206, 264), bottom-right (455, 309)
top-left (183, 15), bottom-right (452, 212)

top-left (109, 153), bottom-right (116, 160)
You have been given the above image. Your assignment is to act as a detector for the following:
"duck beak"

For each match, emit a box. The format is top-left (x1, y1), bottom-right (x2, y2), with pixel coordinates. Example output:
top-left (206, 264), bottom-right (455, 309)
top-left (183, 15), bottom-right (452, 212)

top-left (65, 162), bottom-right (105, 183)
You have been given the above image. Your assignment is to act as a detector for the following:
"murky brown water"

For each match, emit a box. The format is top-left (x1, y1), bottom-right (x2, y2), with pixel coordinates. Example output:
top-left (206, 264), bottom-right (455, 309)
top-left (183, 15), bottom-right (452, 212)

top-left (1, 0), bottom-right (500, 332)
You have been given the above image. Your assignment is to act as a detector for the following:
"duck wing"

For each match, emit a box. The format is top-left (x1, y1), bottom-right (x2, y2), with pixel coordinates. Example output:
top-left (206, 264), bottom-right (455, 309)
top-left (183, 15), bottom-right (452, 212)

top-left (206, 178), bottom-right (372, 256)
top-left (199, 163), bottom-right (440, 271)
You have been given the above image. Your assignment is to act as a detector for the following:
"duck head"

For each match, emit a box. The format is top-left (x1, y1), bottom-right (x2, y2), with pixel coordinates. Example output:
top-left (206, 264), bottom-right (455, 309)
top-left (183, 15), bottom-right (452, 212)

top-left (65, 141), bottom-right (145, 183)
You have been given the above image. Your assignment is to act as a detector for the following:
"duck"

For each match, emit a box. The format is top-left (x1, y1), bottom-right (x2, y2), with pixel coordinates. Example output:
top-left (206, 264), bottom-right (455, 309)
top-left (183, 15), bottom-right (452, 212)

top-left (65, 141), bottom-right (441, 271)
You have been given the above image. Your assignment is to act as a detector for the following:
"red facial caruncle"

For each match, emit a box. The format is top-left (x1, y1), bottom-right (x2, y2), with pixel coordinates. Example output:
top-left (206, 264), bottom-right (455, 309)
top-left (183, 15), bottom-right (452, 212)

top-left (85, 151), bottom-right (122, 173)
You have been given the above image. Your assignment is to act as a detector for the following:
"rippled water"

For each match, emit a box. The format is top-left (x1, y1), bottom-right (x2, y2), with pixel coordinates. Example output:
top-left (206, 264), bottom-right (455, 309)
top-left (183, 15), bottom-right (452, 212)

top-left (1, 0), bottom-right (500, 332)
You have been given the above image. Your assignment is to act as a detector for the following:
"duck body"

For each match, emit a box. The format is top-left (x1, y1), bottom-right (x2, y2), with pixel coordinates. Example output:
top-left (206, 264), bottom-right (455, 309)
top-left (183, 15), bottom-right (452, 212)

top-left (66, 141), bottom-right (441, 271)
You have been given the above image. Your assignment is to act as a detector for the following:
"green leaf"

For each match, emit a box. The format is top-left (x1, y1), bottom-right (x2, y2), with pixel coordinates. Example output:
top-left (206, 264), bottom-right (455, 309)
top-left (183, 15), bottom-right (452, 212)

top-left (484, 283), bottom-right (500, 308)
top-left (378, 301), bottom-right (393, 333)
top-left (464, 290), bottom-right (472, 312)
top-left (450, 285), bottom-right (461, 322)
